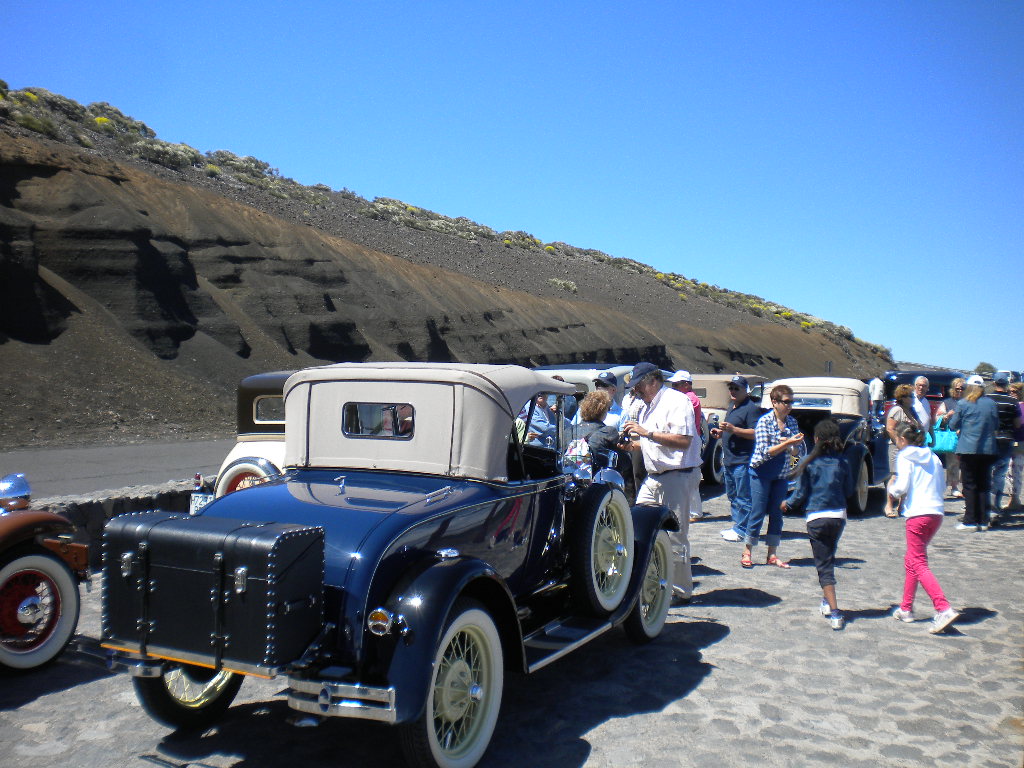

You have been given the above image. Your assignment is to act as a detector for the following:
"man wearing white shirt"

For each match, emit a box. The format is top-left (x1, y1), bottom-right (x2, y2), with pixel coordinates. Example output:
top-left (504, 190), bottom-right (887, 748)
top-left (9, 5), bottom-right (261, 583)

top-left (913, 376), bottom-right (933, 438)
top-left (620, 362), bottom-right (701, 603)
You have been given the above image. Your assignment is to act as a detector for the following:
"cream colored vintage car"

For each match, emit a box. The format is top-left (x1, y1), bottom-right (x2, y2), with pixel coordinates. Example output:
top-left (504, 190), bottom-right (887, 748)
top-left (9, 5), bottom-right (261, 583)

top-left (762, 377), bottom-right (891, 515)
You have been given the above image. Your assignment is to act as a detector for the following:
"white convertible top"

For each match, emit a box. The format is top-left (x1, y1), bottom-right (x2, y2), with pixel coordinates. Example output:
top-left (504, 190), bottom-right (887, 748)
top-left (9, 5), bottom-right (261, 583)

top-left (283, 363), bottom-right (575, 481)
top-left (763, 377), bottom-right (869, 417)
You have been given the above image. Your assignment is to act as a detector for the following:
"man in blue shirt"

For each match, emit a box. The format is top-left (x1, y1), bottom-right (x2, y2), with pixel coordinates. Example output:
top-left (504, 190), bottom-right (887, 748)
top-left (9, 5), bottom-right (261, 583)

top-left (711, 376), bottom-right (762, 542)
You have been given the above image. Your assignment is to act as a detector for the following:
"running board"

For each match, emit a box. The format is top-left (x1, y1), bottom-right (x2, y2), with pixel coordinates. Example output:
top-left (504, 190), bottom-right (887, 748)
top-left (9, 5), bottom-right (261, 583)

top-left (523, 616), bottom-right (612, 673)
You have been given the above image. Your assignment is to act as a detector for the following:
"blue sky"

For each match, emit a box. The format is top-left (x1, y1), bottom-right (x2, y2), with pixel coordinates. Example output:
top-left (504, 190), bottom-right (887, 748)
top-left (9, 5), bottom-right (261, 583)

top-left (4, 1), bottom-right (1022, 373)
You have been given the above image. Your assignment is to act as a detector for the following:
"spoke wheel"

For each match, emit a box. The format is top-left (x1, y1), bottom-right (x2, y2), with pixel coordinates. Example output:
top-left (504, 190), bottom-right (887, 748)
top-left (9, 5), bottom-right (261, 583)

top-left (399, 600), bottom-right (503, 768)
top-left (624, 531), bottom-right (674, 643)
top-left (0, 551), bottom-right (79, 673)
top-left (570, 486), bottom-right (635, 616)
top-left (133, 662), bottom-right (243, 730)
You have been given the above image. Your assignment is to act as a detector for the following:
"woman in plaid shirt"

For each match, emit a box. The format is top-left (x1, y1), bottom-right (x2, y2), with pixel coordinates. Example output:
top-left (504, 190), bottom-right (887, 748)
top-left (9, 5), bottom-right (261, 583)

top-left (741, 383), bottom-right (806, 569)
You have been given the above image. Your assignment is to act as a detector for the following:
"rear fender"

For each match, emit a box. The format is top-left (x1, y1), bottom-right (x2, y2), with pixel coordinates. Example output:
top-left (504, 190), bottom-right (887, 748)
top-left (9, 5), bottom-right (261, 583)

top-left (382, 557), bottom-right (520, 723)
top-left (0, 510), bottom-right (75, 556)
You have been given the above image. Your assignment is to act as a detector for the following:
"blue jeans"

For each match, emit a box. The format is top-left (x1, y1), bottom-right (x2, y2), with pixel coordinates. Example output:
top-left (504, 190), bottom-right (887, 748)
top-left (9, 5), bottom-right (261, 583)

top-left (991, 442), bottom-right (1013, 512)
top-left (723, 463), bottom-right (751, 536)
top-left (744, 463), bottom-right (789, 548)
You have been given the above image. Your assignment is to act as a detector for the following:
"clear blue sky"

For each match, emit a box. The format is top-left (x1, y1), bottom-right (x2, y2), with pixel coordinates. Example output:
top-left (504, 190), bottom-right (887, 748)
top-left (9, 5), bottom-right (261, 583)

top-left (4, 1), bottom-right (1022, 373)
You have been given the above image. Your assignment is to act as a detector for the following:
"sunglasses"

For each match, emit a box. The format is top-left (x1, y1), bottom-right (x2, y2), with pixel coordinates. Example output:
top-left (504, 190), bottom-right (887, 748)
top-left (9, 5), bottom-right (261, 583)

top-left (775, 399), bottom-right (794, 406)
top-left (727, 385), bottom-right (742, 391)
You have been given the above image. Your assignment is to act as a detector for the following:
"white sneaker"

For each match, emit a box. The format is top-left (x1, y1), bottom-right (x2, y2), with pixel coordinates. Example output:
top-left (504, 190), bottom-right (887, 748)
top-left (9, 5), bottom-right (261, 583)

top-left (830, 612), bottom-right (845, 631)
top-left (892, 607), bottom-right (915, 623)
top-left (819, 600), bottom-right (830, 617)
top-left (954, 523), bottom-right (977, 531)
top-left (929, 608), bottom-right (960, 634)
top-left (720, 529), bottom-right (742, 542)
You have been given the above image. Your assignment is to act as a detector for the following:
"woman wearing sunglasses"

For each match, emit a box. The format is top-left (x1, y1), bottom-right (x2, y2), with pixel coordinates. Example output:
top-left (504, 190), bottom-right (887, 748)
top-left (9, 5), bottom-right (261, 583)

top-left (740, 383), bottom-right (805, 569)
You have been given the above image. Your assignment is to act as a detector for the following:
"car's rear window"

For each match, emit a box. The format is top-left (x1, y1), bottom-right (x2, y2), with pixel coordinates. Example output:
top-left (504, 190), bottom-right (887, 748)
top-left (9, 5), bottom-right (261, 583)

top-left (793, 396), bottom-right (833, 409)
top-left (342, 402), bottom-right (415, 439)
top-left (254, 395), bottom-right (285, 423)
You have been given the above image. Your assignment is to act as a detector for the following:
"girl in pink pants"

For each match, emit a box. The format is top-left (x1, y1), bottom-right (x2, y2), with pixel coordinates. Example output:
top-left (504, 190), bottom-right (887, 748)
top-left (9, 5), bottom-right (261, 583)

top-left (887, 422), bottom-right (960, 634)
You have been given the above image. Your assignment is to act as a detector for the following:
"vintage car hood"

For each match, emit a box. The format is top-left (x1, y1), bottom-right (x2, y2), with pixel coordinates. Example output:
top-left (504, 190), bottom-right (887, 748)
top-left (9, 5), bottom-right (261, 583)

top-left (197, 470), bottom-right (489, 584)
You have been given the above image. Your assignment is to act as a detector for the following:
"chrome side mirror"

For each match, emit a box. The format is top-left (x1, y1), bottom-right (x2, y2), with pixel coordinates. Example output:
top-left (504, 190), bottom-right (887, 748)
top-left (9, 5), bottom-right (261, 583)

top-left (0, 472), bottom-right (31, 512)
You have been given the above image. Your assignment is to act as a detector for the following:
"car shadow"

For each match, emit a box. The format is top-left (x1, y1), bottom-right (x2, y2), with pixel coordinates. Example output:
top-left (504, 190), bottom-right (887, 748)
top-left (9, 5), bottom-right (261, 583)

top-left (689, 587), bottom-right (781, 608)
top-left (152, 621), bottom-right (730, 768)
top-left (0, 635), bottom-right (113, 710)
top-left (785, 556), bottom-right (865, 570)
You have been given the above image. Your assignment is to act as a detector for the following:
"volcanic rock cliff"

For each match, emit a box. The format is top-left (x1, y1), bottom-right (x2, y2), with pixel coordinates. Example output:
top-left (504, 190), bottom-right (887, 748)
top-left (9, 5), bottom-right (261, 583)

top-left (0, 102), bottom-right (891, 448)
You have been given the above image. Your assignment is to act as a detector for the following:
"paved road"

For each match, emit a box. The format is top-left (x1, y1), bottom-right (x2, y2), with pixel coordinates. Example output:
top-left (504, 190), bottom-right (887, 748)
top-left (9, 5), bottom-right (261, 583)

top-left (2, 490), bottom-right (1021, 768)
top-left (0, 439), bottom-right (235, 497)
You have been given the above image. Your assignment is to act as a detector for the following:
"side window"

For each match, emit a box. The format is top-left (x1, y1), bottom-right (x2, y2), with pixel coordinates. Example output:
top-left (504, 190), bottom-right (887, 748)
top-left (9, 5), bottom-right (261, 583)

top-left (517, 393), bottom-right (567, 450)
top-left (342, 402), bottom-right (414, 439)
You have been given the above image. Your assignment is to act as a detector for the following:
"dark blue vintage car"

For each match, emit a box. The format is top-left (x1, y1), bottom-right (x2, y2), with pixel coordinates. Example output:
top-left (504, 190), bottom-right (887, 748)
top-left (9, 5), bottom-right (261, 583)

top-left (102, 363), bottom-right (676, 768)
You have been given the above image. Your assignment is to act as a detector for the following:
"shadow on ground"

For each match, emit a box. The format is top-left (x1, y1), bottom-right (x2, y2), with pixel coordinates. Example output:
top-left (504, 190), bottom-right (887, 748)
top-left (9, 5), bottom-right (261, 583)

top-left (152, 620), bottom-right (728, 768)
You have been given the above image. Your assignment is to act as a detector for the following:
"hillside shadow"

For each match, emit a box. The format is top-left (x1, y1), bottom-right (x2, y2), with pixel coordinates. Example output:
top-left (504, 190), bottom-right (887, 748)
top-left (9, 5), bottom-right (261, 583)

top-left (152, 620), bottom-right (730, 768)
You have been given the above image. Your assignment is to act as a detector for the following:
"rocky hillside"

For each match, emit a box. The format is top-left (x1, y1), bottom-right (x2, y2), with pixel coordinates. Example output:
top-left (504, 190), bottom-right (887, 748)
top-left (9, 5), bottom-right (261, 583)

top-left (0, 81), bottom-right (892, 449)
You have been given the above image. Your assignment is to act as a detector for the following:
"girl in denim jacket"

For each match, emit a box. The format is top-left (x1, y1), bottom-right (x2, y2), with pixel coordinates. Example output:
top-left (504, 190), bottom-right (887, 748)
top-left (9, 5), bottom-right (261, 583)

top-left (782, 419), bottom-right (853, 630)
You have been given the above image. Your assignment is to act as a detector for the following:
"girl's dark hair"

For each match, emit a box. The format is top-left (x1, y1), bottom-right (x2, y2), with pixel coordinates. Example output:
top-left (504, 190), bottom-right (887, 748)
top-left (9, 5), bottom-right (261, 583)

top-left (895, 420), bottom-right (926, 447)
top-left (793, 418), bottom-right (841, 476)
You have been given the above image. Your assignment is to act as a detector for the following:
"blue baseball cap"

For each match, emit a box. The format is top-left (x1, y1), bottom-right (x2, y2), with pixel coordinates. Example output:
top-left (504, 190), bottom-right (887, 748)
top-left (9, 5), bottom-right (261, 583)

top-left (594, 371), bottom-right (618, 387)
top-left (628, 362), bottom-right (659, 388)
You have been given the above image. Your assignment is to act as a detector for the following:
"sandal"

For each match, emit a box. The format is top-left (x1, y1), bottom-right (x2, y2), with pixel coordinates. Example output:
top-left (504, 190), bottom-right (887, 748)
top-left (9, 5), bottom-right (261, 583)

top-left (740, 552), bottom-right (753, 569)
top-left (766, 555), bottom-right (791, 569)
top-left (884, 508), bottom-right (899, 518)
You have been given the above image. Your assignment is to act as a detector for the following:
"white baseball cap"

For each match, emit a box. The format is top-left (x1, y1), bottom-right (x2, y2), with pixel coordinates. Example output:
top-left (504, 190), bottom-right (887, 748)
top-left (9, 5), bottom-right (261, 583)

top-left (966, 374), bottom-right (985, 387)
top-left (667, 370), bottom-right (692, 383)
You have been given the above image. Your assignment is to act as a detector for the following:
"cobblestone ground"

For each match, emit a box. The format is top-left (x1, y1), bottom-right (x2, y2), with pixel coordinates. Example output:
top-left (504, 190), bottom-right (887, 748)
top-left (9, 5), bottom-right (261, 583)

top-left (2, 490), bottom-right (1021, 768)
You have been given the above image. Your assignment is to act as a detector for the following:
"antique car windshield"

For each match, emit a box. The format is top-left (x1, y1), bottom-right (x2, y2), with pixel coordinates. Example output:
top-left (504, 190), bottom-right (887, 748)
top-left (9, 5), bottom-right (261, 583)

top-left (342, 402), bottom-right (415, 440)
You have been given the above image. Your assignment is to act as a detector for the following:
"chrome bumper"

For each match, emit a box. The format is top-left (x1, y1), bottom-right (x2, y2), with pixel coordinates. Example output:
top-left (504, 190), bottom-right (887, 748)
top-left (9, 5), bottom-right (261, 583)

top-left (287, 676), bottom-right (397, 723)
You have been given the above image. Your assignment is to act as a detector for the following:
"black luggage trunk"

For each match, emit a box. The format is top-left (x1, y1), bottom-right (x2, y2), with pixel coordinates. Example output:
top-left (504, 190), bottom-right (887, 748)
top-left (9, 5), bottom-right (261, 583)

top-left (102, 511), bottom-right (324, 676)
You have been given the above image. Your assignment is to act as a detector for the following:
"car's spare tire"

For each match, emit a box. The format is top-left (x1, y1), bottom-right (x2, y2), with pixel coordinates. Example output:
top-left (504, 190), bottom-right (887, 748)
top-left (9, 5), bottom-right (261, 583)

top-left (214, 457), bottom-right (280, 497)
top-left (570, 485), bottom-right (635, 616)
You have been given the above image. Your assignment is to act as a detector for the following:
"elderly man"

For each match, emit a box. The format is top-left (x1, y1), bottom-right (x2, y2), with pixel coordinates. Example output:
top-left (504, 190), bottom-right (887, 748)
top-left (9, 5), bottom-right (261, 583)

top-left (620, 362), bottom-right (702, 603)
top-left (913, 376), bottom-right (933, 436)
top-left (988, 376), bottom-right (1022, 521)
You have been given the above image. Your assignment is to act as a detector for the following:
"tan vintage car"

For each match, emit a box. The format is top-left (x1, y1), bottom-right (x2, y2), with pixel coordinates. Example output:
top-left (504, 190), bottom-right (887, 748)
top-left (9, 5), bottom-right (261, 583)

top-left (762, 377), bottom-right (891, 515)
top-left (690, 374), bottom-right (768, 484)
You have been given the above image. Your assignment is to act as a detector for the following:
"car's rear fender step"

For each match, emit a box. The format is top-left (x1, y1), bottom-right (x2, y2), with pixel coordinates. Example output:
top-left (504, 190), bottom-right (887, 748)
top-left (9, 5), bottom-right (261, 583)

top-left (523, 616), bottom-right (611, 673)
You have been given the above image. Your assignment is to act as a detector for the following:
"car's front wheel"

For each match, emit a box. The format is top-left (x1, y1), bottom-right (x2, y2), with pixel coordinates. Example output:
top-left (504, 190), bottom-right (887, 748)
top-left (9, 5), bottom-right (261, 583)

top-left (133, 663), bottom-right (243, 730)
top-left (0, 550), bottom-right (80, 673)
top-left (847, 458), bottom-right (871, 516)
top-left (624, 531), bottom-right (674, 643)
top-left (399, 599), bottom-right (503, 768)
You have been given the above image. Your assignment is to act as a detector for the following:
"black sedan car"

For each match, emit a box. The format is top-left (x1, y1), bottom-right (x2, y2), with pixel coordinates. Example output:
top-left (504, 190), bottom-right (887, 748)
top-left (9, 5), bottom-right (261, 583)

top-left (102, 363), bottom-right (676, 768)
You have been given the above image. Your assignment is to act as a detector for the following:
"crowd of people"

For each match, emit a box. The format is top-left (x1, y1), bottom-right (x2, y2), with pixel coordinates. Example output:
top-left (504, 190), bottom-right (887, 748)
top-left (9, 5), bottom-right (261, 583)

top-left (557, 364), bottom-right (1023, 634)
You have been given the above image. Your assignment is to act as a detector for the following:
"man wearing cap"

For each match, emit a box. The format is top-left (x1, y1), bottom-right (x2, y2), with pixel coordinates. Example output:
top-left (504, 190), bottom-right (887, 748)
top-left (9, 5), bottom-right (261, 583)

top-left (620, 362), bottom-right (702, 603)
top-left (987, 376), bottom-right (1022, 520)
top-left (593, 371), bottom-right (624, 427)
top-left (913, 376), bottom-right (933, 440)
top-left (711, 375), bottom-right (761, 542)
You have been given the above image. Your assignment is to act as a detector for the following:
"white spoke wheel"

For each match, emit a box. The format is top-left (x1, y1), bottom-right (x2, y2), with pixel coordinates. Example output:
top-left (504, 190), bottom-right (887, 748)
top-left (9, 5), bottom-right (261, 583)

top-left (847, 458), bottom-right (870, 516)
top-left (624, 531), bottom-right (674, 643)
top-left (214, 457), bottom-right (279, 497)
top-left (570, 487), bottom-right (635, 616)
top-left (133, 662), bottom-right (243, 730)
top-left (400, 600), bottom-right (503, 768)
top-left (0, 551), bottom-right (80, 672)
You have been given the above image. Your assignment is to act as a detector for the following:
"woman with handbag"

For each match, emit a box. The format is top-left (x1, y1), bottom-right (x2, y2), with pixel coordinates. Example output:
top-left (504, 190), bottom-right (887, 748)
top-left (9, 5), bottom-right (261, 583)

top-left (948, 376), bottom-right (1000, 531)
top-left (934, 377), bottom-right (965, 498)
top-left (885, 384), bottom-right (923, 517)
